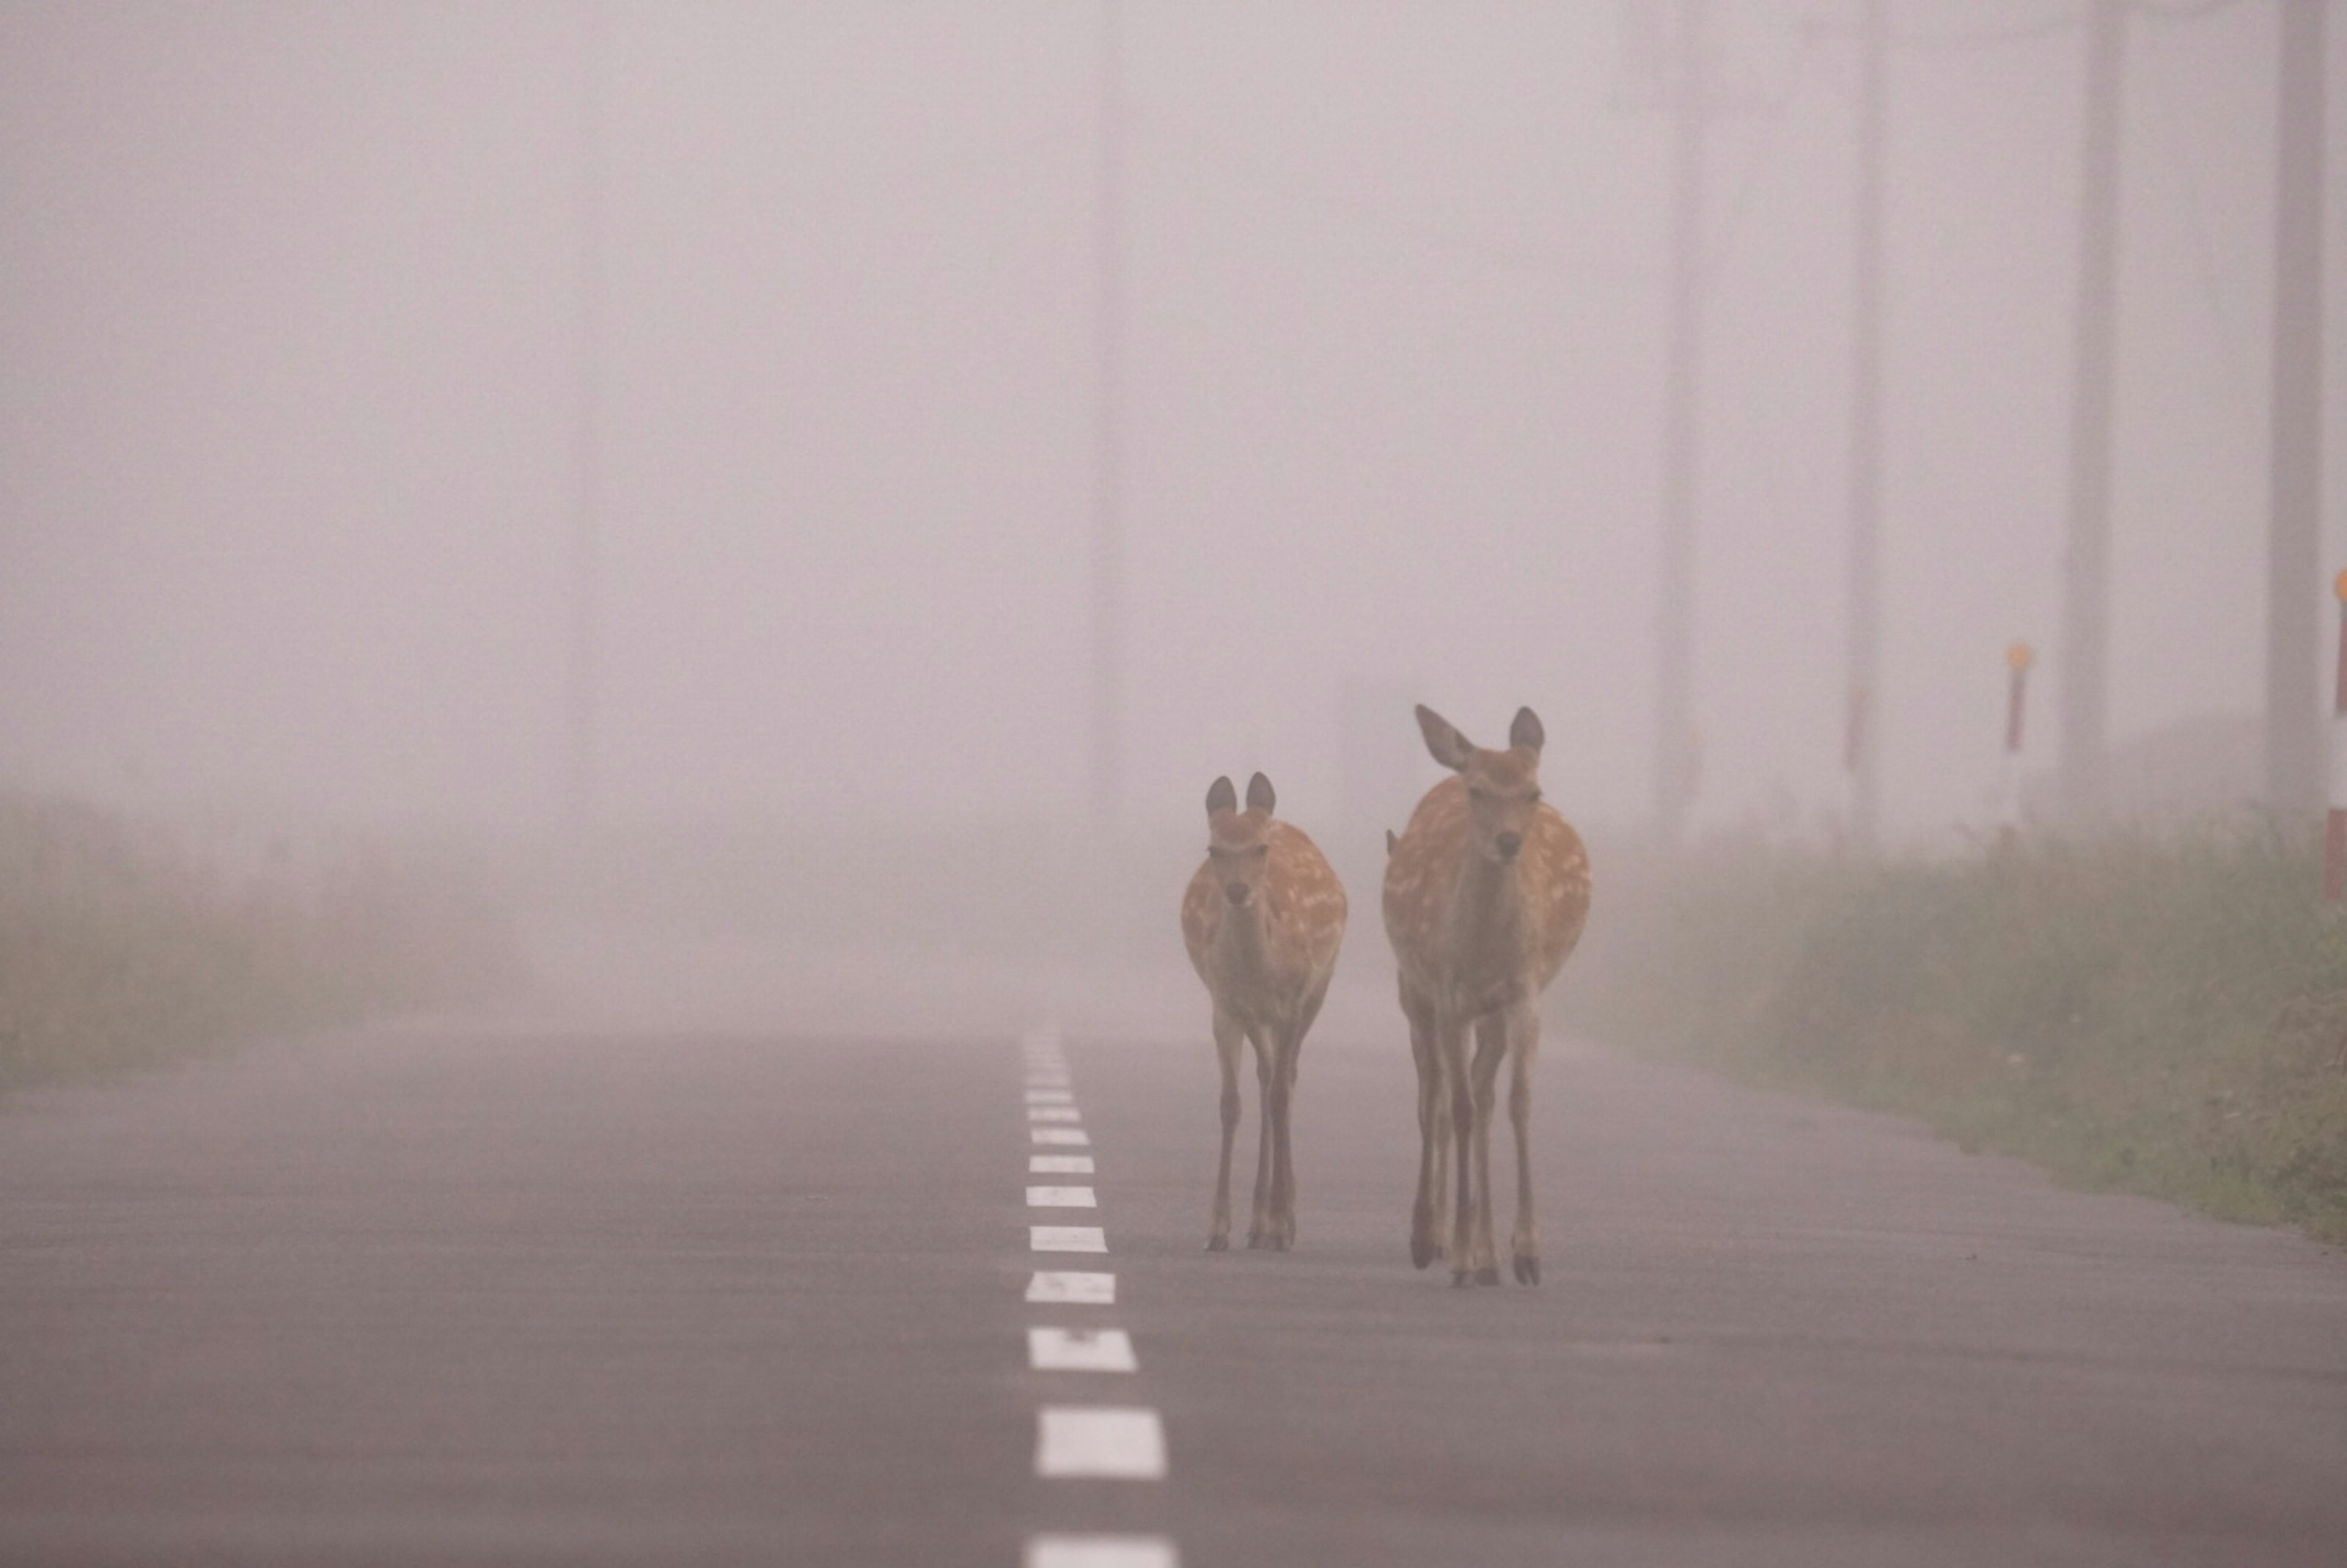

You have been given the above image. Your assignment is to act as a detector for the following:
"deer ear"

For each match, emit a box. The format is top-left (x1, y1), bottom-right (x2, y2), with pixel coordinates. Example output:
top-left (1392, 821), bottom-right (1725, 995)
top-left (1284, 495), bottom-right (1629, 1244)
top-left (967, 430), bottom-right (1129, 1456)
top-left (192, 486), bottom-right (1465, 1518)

top-left (1416, 705), bottom-right (1476, 772)
top-left (1205, 776), bottom-right (1237, 818)
top-left (1509, 707), bottom-right (1545, 755)
top-left (1245, 772), bottom-right (1276, 813)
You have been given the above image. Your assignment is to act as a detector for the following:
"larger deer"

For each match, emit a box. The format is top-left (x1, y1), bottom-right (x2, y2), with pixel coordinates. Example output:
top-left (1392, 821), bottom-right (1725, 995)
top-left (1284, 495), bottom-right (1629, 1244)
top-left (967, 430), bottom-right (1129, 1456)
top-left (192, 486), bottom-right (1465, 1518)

top-left (1384, 706), bottom-right (1590, 1286)
top-left (1180, 772), bottom-right (1348, 1251)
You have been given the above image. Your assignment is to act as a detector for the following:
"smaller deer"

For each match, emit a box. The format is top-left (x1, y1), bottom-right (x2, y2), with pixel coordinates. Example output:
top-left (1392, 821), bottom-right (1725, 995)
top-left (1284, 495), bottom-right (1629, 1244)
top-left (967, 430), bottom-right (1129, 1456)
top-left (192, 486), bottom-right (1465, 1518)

top-left (1180, 772), bottom-right (1348, 1251)
top-left (1384, 706), bottom-right (1590, 1286)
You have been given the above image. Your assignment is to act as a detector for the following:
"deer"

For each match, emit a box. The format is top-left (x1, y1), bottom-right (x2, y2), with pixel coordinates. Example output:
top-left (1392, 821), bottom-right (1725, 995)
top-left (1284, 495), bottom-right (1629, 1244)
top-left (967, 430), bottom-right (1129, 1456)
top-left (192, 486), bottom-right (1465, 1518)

top-left (1383, 706), bottom-right (1590, 1286)
top-left (1180, 772), bottom-right (1348, 1252)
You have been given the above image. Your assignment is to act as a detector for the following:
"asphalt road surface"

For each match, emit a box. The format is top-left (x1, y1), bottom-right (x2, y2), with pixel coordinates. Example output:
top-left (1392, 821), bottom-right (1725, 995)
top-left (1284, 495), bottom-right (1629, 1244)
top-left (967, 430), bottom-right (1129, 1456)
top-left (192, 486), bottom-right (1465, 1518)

top-left (4, 1000), bottom-right (2345, 1566)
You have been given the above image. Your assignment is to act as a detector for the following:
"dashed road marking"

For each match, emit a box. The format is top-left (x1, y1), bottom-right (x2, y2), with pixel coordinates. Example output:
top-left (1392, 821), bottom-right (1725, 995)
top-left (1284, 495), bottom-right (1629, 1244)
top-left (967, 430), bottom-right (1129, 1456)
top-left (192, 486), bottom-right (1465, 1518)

top-left (1035, 1407), bottom-right (1167, 1478)
top-left (1030, 1226), bottom-right (1107, 1253)
top-left (1029, 1327), bottom-right (1137, 1372)
top-left (1026, 1271), bottom-right (1115, 1305)
top-left (1019, 1036), bottom-right (1175, 1564)
top-left (1025, 1537), bottom-right (1179, 1568)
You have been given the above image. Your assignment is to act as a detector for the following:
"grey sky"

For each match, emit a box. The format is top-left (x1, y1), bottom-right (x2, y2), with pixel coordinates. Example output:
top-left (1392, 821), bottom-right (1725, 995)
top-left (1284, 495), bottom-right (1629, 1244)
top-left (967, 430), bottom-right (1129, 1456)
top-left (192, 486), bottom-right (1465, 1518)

top-left (2, 2), bottom-right (2339, 836)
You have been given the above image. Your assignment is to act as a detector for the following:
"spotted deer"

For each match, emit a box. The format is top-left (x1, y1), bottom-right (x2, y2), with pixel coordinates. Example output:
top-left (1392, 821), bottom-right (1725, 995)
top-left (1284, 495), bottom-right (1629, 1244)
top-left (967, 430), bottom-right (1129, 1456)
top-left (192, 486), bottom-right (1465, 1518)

top-left (1383, 706), bottom-right (1590, 1285)
top-left (1180, 772), bottom-right (1348, 1251)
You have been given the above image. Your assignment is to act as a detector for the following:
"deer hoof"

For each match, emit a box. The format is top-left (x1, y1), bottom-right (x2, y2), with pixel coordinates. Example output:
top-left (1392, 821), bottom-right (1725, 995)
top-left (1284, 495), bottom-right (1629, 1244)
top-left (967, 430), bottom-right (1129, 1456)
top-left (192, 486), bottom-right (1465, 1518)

top-left (1246, 1231), bottom-right (1269, 1250)
top-left (1513, 1254), bottom-right (1541, 1285)
top-left (1474, 1265), bottom-right (1502, 1286)
top-left (1452, 1268), bottom-right (1474, 1288)
top-left (1207, 1234), bottom-right (1229, 1252)
top-left (1410, 1236), bottom-right (1438, 1270)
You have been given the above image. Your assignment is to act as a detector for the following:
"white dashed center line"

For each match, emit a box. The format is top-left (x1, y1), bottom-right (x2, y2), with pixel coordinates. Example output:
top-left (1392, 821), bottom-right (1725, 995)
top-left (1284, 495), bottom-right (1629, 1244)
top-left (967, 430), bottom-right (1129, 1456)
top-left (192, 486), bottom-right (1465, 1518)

top-left (1026, 1536), bottom-right (1180, 1568)
top-left (1026, 1271), bottom-right (1115, 1305)
top-left (1029, 1327), bottom-right (1137, 1372)
top-left (1029, 1225), bottom-right (1107, 1253)
top-left (1027, 1185), bottom-right (1097, 1208)
top-left (1036, 1407), bottom-right (1167, 1478)
top-left (1018, 1030), bottom-right (1175, 1567)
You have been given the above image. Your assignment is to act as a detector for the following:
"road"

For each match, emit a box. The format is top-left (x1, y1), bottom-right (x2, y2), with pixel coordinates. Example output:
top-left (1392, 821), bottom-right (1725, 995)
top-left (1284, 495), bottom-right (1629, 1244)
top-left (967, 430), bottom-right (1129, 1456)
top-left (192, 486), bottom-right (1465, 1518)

top-left (4, 984), bottom-right (2345, 1566)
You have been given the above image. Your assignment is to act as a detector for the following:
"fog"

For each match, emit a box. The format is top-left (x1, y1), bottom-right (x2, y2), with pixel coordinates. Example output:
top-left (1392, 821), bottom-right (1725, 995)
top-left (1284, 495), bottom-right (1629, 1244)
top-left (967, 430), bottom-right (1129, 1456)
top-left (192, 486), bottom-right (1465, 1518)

top-left (2, 1), bottom-right (2341, 847)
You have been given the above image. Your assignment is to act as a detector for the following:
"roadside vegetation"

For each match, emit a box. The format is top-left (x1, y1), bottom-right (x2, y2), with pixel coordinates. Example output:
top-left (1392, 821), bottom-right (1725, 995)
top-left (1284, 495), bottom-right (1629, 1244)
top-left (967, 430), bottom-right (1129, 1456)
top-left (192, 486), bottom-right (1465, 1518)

top-left (0, 793), bottom-right (524, 1094)
top-left (1567, 819), bottom-right (2347, 1244)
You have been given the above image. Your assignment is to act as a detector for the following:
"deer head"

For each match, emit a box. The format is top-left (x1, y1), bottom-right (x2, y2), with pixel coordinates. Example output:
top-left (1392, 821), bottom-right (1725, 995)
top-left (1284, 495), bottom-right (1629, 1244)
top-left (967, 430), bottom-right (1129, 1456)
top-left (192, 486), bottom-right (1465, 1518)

top-left (1416, 705), bottom-right (1545, 865)
top-left (1203, 772), bottom-right (1279, 908)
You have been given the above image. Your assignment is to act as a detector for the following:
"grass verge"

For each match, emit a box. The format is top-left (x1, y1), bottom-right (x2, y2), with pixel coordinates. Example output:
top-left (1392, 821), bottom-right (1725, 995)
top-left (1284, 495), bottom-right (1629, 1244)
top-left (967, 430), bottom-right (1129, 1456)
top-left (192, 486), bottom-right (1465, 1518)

top-left (1565, 821), bottom-right (2347, 1244)
top-left (1, 794), bottom-right (525, 1094)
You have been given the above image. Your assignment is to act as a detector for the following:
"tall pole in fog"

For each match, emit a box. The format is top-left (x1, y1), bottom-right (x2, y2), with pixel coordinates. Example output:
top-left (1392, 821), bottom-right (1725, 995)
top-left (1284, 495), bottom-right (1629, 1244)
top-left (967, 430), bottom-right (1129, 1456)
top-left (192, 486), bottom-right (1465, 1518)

top-left (568, 1), bottom-right (606, 826)
top-left (1089, 1), bottom-right (1126, 826)
top-left (1653, 0), bottom-right (1709, 845)
top-left (1843, 0), bottom-right (1887, 847)
top-left (2059, 0), bottom-right (2123, 826)
top-left (2264, 0), bottom-right (2327, 819)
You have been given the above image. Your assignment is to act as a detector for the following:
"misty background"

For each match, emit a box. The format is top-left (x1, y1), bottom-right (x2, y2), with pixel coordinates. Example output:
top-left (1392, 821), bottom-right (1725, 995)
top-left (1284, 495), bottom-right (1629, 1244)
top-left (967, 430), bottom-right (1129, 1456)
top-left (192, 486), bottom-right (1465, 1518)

top-left (2, 2), bottom-right (2341, 856)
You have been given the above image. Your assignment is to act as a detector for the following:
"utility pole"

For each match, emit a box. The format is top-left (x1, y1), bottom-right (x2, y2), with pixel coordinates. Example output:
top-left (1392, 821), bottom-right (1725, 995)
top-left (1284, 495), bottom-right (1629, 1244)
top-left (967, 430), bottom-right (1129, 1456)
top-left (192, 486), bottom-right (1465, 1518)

top-left (1089, 1), bottom-right (1126, 826)
top-left (568, 0), bottom-right (606, 826)
top-left (1653, 0), bottom-right (1708, 844)
top-left (1844, 0), bottom-right (1887, 846)
top-left (2059, 0), bottom-right (2123, 826)
top-left (2266, 0), bottom-right (2327, 819)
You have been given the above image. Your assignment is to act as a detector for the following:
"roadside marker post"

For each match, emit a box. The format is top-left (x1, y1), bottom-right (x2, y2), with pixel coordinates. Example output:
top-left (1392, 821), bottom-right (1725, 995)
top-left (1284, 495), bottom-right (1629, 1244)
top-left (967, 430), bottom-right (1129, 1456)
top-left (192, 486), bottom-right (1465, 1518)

top-left (1999, 642), bottom-right (2033, 844)
top-left (1843, 686), bottom-right (1868, 835)
top-left (2327, 573), bottom-right (2347, 902)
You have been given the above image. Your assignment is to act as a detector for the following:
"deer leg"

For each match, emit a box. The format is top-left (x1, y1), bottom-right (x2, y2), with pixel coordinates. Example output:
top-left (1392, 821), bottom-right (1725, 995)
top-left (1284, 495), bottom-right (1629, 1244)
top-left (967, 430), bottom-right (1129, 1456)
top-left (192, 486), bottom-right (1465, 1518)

top-left (1208, 1009), bottom-right (1243, 1251)
top-left (1443, 1019), bottom-right (1477, 1287)
top-left (1430, 1035), bottom-right (1452, 1257)
top-left (1268, 1027), bottom-right (1299, 1250)
top-left (1405, 989), bottom-right (1444, 1268)
top-left (1469, 1016), bottom-right (1507, 1285)
top-left (1246, 1028), bottom-right (1276, 1248)
top-left (1508, 1002), bottom-right (1541, 1284)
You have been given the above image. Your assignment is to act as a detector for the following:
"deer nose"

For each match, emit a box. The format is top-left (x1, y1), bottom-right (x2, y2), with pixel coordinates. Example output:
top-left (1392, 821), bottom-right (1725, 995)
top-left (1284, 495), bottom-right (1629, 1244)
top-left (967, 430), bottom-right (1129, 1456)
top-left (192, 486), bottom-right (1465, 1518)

top-left (1224, 882), bottom-right (1252, 906)
top-left (1494, 832), bottom-right (1522, 861)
